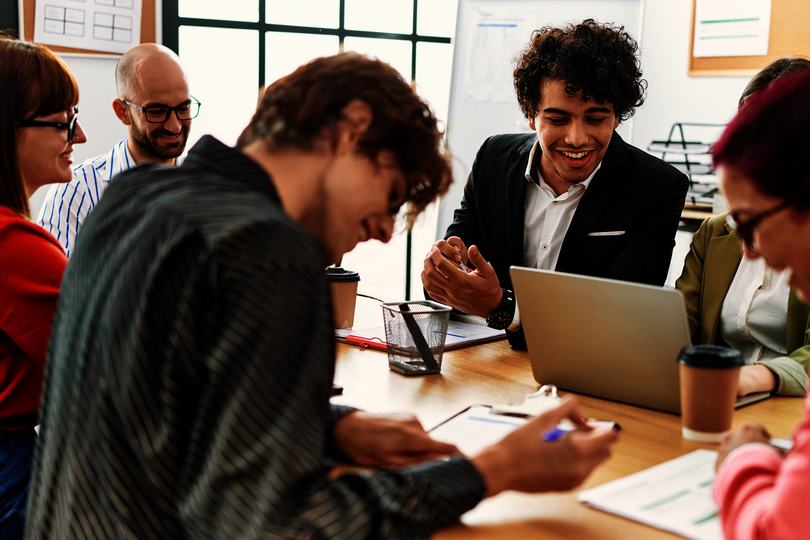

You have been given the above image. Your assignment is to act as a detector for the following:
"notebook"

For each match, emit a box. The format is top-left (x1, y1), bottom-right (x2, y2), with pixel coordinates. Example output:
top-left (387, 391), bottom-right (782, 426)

top-left (510, 267), bottom-right (768, 414)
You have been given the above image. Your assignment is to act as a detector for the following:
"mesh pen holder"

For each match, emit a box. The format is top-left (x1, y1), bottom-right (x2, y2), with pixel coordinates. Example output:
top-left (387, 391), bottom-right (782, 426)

top-left (382, 301), bottom-right (451, 375)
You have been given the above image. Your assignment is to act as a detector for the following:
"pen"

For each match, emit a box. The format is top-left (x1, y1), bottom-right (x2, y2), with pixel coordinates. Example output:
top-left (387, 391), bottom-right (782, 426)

top-left (442, 253), bottom-right (469, 273)
top-left (542, 421), bottom-right (620, 442)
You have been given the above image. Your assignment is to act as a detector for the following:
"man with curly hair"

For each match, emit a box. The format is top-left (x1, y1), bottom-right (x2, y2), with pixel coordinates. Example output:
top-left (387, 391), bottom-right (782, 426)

top-left (423, 19), bottom-right (688, 348)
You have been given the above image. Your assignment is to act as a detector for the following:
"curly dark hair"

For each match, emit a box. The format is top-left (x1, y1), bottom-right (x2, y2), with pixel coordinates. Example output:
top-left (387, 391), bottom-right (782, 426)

top-left (237, 53), bottom-right (451, 228)
top-left (513, 19), bottom-right (646, 122)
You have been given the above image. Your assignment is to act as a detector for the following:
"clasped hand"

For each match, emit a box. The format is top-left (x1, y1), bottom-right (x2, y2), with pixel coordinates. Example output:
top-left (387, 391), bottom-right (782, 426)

top-left (421, 237), bottom-right (503, 318)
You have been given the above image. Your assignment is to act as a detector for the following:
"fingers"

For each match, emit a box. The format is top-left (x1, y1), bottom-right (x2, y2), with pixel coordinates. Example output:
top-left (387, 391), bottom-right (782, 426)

top-left (467, 245), bottom-right (493, 277)
top-left (532, 397), bottom-right (588, 429)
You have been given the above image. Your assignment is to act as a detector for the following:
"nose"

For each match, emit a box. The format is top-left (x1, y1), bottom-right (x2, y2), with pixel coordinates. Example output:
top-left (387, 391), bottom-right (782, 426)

top-left (369, 214), bottom-right (396, 243)
top-left (564, 120), bottom-right (588, 148)
top-left (72, 121), bottom-right (88, 144)
top-left (163, 111), bottom-right (183, 133)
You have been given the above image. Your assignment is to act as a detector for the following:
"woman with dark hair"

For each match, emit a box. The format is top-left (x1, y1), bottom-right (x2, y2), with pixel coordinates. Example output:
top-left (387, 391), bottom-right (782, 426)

top-left (675, 57), bottom-right (810, 398)
top-left (0, 35), bottom-right (86, 537)
top-left (712, 69), bottom-right (810, 540)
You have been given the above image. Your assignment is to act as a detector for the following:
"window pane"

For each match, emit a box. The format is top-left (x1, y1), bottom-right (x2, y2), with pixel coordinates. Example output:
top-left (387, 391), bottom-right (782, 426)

top-left (265, 0), bottom-right (339, 29)
top-left (344, 37), bottom-right (412, 82)
top-left (417, 0), bottom-right (458, 37)
top-left (415, 41), bottom-right (453, 131)
top-left (266, 32), bottom-right (340, 85)
top-left (178, 0), bottom-right (258, 23)
top-left (345, 0), bottom-right (413, 35)
top-left (341, 217), bottom-right (407, 302)
top-left (179, 26), bottom-right (259, 148)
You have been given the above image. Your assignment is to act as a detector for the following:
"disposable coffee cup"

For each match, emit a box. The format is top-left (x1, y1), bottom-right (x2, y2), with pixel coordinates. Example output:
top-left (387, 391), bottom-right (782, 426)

top-left (326, 267), bottom-right (360, 329)
top-left (678, 345), bottom-right (744, 443)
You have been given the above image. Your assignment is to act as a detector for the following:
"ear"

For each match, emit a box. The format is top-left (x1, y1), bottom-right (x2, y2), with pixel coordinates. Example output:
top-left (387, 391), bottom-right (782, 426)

top-left (613, 114), bottom-right (620, 130)
top-left (112, 99), bottom-right (132, 126)
top-left (528, 115), bottom-right (537, 131)
top-left (335, 100), bottom-right (373, 154)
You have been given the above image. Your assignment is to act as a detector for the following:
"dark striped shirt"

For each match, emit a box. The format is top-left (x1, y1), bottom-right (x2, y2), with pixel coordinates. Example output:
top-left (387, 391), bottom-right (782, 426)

top-left (25, 136), bottom-right (485, 540)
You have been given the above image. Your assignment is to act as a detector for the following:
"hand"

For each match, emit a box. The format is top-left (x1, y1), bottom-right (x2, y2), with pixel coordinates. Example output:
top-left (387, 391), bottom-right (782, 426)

top-left (333, 411), bottom-right (459, 468)
top-left (737, 364), bottom-right (777, 396)
top-left (421, 237), bottom-right (503, 318)
top-left (716, 423), bottom-right (772, 471)
top-left (470, 398), bottom-right (619, 497)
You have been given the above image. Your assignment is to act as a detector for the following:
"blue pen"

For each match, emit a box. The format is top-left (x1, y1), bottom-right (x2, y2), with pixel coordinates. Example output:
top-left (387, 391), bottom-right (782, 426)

top-left (542, 421), bottom-right (620, 442)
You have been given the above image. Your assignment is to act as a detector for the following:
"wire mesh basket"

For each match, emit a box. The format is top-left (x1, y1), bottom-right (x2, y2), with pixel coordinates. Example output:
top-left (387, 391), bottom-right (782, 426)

top-left (381, 301), bottom-right (451, 375)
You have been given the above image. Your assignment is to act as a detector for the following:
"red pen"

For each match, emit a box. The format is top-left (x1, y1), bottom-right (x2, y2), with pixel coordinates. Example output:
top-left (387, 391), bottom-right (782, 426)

top-left (346, 335), bottom-right (388, 350)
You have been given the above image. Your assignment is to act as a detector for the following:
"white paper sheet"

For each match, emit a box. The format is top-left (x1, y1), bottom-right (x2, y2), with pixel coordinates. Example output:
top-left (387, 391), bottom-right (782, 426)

top-left (578, 450), bottom-right (723, 540)
top-left (693, 0), bottom-right (772, 58)
top-left (429, 405), bottom-right (527, 456)
top-left (34, 0), bottom-right (143, 55)
top-left (463, 5), bottom-right (536, 102)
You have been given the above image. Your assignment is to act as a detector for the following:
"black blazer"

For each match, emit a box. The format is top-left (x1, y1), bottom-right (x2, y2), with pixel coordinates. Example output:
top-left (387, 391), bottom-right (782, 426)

top-left (445, 132), bottom-right (689, 348)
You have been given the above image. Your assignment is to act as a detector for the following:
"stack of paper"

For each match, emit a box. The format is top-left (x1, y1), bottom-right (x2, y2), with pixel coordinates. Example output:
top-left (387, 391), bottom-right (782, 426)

top-left (578, 450), bottom-right (723, 540)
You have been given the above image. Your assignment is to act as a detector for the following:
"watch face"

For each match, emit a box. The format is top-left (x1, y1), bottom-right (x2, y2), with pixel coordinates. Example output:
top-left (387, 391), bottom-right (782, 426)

top-left (487, 311), bottom-right (512, 330)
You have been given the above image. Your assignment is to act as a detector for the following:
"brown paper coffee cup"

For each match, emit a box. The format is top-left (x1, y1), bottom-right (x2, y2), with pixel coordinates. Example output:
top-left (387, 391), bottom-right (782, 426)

top-left (678, 346), bottom-right (744, 443)
top-left (326, 267), bottom-right (360, 329)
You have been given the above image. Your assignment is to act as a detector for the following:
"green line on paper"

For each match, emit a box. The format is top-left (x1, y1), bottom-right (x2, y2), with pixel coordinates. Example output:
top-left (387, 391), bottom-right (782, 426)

top-left (700, 18), bottom-right (759, 24)
top-left (694, 511), bottom-right (718, 525)
top-left (699, 35), bottom-right (758, 40)
top-left (640, 489), bottom-right (690, 510)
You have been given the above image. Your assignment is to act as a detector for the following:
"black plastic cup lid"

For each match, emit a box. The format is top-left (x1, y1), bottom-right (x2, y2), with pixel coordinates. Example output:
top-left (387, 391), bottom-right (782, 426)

top-left (326, 267), bottom-right (360, 283)
top-left (677, 345), bottom-right (744, 369)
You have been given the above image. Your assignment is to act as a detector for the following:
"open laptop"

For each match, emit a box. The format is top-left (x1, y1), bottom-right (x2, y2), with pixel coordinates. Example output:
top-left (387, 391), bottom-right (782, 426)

top-left (510, 267), bottom-right (769, 414)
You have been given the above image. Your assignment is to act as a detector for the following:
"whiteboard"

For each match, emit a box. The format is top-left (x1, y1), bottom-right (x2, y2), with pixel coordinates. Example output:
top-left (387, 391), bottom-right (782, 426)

top-left (439, 0), bottom-right (644, 236)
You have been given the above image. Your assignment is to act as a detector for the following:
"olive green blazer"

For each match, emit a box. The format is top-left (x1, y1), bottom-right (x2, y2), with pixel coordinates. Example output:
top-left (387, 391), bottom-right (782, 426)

top-left (675, 213), bottom-right (810, 396)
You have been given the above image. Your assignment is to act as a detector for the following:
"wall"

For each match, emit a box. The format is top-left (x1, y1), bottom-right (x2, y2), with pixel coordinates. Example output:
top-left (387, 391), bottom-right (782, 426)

top-left (631, 0), bottom-right (749, 151)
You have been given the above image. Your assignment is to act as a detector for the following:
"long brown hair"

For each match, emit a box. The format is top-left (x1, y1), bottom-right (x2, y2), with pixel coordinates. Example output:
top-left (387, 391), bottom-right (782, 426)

top-left (0, 35), bottom-right (79, 218)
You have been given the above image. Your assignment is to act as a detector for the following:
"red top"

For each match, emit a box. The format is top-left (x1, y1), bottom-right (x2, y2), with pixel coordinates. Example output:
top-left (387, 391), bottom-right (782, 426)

top-left (0, 205), bottom-right (66, 430)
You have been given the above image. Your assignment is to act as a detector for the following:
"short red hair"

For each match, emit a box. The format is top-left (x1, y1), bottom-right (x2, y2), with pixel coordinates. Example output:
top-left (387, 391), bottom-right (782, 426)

top-left (713, 69), bottom-right (810, 210)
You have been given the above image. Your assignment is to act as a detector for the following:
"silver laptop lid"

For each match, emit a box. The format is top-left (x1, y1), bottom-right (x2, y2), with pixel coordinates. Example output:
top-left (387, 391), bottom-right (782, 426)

top-left (510, 267), bottom-right (691, 414)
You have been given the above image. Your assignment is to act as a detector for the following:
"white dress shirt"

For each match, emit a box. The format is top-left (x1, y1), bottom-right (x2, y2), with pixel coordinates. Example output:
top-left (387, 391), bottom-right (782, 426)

top-left (719, 256), bottom-right (790, 364)
top-left (38, 138), bottom-right (134, 258)
top-left (510, 139), bottom-right (601, 330)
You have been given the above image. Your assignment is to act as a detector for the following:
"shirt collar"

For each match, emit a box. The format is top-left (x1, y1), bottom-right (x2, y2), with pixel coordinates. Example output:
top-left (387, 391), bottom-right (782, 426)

top-left (524, 138), bottom-right (602, 194)
top-left (181, 135), bottom-right (281, 204)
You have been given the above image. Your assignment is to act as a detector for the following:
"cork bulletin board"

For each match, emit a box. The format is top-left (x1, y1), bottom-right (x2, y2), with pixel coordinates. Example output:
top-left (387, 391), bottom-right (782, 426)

top-left (21, 0), bottom-right (156, 55)
top-left (689, 0), bottom-right (810, 76)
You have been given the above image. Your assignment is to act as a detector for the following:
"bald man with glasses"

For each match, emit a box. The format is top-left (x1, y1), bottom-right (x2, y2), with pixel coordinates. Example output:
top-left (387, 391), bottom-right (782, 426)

top-left (37, 43), bottom-right (199, 258)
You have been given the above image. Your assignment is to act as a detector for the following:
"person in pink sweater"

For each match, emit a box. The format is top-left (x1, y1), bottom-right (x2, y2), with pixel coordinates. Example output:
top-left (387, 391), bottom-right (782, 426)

top-left (711, 68), bottom-right (810, 540)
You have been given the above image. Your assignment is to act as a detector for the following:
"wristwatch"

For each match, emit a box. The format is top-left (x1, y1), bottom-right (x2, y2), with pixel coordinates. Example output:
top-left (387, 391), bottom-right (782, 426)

top-left (486, 289), bottom-right (516, 330)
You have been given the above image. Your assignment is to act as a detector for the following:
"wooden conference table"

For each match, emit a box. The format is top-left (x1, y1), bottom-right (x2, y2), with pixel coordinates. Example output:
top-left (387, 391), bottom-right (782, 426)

top-left (331, 338), bottom-right (804, 540)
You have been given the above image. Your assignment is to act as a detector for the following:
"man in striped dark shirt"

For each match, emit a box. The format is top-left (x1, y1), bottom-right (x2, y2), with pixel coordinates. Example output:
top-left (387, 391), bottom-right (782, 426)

top-left (26, 54), bottom-right (619, 539)
top-left (37, 43), bottom-right (196, 257)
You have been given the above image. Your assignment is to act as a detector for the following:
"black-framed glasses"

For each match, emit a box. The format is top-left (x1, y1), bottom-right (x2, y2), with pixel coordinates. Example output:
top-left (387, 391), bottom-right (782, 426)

top-left (726, 199), bottom-right (792, 251)
top-left (19, 106), bottom-right (80, 143)
top-left (122, 97), bottom-right (201, 123)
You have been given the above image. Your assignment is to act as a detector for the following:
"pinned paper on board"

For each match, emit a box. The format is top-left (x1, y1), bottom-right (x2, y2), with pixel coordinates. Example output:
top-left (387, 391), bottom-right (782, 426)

top-left (464, 5), bottom-right (536, 103)
top-left (34, 0), bottom-right (143, 55)
top-left (693, 0), bottom-right (772, 58)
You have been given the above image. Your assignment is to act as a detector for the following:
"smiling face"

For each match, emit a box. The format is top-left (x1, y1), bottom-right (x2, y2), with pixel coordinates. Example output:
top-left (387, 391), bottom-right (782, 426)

top-left (528, 79), bottom-right (619, 194)
top-left (722, 167), bottom-right (810, 302)
top-left (17, 108), bottom-right (88, 196)
top-left (300, 149), bottom-right (406, 265)
top-left (116, 54), bottom-right (191, 164)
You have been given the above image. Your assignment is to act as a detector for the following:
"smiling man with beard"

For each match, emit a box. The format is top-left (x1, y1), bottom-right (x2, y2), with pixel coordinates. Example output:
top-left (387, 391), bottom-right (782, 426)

top-left (38, 43), bottom-right (197, 257)
top-left (422, 19), bottom-right (689, 348)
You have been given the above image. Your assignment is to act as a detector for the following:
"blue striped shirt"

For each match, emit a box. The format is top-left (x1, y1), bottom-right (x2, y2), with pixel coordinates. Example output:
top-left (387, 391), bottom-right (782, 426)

top-left (26, 136), bottom-right (486, 539)
top-left (36, 139), bottom-right (134, 258)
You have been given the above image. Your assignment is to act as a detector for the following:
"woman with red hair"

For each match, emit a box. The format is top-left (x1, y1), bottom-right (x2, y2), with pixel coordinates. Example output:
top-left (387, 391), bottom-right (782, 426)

top-left (0, 35), bottom-right (86, 537)
top-left (713, 69), bottom-right (810, 540)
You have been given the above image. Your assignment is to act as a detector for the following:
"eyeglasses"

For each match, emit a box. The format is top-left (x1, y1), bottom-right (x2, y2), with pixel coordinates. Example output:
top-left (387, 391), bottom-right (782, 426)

top-left (726, 199), bottom-right (792, 251)
top-left (122, 97), bottom-right (201, 123)
top-left (19, 106), bottom-right (80, 143)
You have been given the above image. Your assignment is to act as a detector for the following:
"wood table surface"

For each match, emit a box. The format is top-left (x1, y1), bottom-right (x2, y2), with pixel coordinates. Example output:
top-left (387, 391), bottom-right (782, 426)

top-left (331, 339), bottom-right (804, 539)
